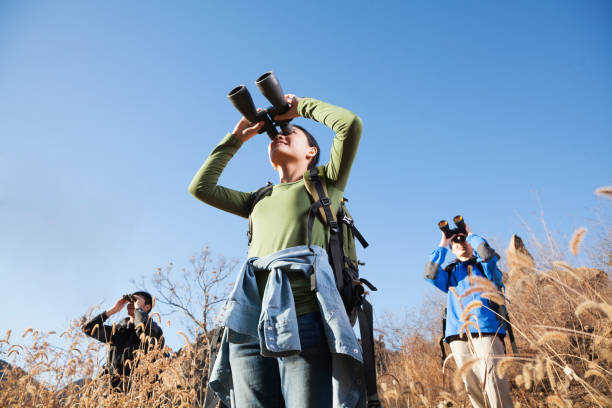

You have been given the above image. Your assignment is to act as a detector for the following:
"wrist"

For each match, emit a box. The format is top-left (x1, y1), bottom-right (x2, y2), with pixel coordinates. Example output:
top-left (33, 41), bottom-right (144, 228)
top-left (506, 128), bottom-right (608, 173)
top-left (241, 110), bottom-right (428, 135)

top-left (232, 133), bottom-right (248, 143)
top-left (296, 97), bottom-right (307, 117)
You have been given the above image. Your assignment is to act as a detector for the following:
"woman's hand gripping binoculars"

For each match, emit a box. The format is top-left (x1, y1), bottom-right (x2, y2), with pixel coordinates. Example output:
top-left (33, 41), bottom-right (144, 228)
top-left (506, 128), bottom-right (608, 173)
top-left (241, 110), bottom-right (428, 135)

top-left (228, 71), bottom-right (294, 140)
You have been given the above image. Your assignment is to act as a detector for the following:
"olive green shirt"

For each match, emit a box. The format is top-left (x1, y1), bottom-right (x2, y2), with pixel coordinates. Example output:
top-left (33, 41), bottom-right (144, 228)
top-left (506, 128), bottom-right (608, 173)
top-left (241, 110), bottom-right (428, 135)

top-left (188, 97), bottom-right (362, 315)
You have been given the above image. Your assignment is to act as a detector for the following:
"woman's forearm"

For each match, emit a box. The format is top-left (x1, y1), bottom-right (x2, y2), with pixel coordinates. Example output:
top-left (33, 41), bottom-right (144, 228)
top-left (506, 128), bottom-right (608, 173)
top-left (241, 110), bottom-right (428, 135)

top-left (298, 97), bottom-right (362, 190)
top-left (188, 133), bottom-right (252, 218)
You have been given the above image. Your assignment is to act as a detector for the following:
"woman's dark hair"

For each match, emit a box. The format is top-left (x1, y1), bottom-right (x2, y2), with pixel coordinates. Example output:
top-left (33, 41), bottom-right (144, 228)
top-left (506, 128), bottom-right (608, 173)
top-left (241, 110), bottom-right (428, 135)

top-left (293, 125), bottom-right (320, 170)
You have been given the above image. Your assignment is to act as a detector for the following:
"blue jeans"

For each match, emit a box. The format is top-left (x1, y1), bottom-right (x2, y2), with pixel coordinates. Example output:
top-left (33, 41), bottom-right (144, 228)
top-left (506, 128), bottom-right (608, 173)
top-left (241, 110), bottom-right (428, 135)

top-left (228, 312), bottom-right (332, 408)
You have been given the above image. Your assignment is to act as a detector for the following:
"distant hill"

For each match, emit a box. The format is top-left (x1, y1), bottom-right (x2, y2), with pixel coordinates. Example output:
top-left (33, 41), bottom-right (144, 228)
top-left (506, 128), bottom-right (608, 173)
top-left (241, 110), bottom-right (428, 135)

top-left (0, 359), bottom-right (34, 392)
top-left (0, 359), bottom-right (27, 381)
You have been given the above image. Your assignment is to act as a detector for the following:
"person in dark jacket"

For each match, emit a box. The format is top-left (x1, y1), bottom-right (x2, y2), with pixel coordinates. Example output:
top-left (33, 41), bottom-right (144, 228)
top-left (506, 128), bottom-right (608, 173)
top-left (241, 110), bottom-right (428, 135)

top-left (81, 291), bottom-right (164, 391)
top-left (425, 224), bottom-right (513, 408)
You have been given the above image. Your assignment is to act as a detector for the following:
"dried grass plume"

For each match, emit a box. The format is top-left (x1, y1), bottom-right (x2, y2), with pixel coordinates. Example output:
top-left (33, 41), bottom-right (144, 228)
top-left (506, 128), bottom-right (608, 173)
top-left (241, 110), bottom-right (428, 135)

top-left (568, 226), bottom-right (587, 256)
top-left (594, 186), bottom-right (612, 199)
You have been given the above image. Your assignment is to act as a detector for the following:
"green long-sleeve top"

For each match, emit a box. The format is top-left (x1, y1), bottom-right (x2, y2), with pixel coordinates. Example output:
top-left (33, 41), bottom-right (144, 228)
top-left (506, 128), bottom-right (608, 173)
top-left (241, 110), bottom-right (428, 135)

top-left (188, 97), bottom-right (362, 315)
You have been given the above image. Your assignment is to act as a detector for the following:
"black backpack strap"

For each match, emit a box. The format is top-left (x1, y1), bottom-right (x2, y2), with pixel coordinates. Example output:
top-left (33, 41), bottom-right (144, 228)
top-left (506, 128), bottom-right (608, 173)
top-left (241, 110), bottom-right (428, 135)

top-left (439, 307), bottom-right (447, 367)
top-left (357, 299), bottom-right (381, 408)
top-left (443, 261), bottom-right (459, 288)
top-left (339, 204), bottom-right (369, 248)
top-left (203, 326), bottom-right (227, 408)
top-left (307, 168), bottom-right (344, 293)
top-left (472, 259), bottom-right (485, 276)
top-left (247, 182), bottom-right (273, 245)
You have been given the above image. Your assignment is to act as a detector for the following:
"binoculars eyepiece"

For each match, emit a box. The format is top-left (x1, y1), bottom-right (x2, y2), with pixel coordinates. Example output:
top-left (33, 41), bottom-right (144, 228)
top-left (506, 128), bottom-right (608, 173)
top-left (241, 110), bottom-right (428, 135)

top-left (438, 215), bottom-right (467, 239)
top-left (227, 71), bottom-right (293, 140)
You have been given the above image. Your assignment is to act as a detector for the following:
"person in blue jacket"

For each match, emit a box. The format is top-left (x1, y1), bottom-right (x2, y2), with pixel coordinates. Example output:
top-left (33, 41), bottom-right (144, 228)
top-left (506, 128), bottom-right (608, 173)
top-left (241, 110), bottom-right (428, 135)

top-left (425, 222), bottom-right (514, 408)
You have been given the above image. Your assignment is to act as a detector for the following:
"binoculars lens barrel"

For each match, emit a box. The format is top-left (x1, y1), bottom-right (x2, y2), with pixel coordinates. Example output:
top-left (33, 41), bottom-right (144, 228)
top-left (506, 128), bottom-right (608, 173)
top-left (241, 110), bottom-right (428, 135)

top-left (228, 85), bottom-right (259, 122)
top-left (227, 85), bottom-right (259, 123)
top-left (255, 71), bottom-right (290, 114)
top-left (453, 215), bottom-right (466, 233)
top-left (438, 216), bottom-right (466, 239)
top-left (438, 220), bottom-right (452, 238)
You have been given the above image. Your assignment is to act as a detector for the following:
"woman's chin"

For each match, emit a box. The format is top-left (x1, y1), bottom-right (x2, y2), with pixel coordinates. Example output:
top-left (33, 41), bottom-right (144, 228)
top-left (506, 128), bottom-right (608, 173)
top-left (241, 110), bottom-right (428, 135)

top-left (270, 151), bottom-right (294, 167)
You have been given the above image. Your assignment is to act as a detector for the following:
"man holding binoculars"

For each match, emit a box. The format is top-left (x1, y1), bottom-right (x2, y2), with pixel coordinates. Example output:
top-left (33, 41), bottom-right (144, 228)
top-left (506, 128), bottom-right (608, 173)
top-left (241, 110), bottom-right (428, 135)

top-left (81, 291), bottom-right (164, 391)
top-left (424, 217), bottom-right (513, 408)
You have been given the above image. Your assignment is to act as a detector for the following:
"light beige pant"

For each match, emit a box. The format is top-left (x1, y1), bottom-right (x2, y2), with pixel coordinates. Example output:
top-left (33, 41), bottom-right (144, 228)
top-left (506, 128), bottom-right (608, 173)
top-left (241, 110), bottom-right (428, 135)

top-left (449, 336), bottom-right (514, 408)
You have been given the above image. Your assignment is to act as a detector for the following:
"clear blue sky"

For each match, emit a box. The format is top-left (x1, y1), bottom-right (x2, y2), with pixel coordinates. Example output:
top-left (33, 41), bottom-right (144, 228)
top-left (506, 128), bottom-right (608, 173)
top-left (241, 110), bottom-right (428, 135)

top-left (1, 1), bottom-right (610, 352)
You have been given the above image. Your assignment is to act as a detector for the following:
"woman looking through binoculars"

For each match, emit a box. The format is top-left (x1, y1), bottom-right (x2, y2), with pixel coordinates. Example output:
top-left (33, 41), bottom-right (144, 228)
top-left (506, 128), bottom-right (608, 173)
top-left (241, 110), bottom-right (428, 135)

top-left (189, 94), bottom-right (364, 407)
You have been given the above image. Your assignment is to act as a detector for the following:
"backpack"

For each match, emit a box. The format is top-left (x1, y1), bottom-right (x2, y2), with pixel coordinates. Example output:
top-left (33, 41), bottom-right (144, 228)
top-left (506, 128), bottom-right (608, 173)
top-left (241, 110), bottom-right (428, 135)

top-left (206, 166), bottom-right (382, 408)
top-left (302, 167), bottom-right (381, 408)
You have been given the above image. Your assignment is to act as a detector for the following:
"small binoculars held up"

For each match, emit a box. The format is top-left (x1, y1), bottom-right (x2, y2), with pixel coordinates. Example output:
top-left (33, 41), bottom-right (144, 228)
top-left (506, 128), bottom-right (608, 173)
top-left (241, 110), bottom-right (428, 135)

top-left (227, 71), bottom-right (293, 140)
top-left (122, 294), bottom-right (137, 302)
top-left (438, 215), bottom-right (467, 239)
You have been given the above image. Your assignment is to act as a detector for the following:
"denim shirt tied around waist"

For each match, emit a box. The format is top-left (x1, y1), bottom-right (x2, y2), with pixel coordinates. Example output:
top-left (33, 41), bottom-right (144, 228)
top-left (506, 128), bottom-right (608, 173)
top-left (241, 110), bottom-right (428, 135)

top-left (209, 245), bottom-right (365, 408)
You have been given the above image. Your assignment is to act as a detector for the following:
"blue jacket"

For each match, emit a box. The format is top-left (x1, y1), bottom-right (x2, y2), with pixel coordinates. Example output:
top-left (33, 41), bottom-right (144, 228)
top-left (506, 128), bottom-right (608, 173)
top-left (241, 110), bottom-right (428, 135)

top-left (424, 234), bottom-right (506, 340)
top-left (209, 245), bottom-right (365, 408)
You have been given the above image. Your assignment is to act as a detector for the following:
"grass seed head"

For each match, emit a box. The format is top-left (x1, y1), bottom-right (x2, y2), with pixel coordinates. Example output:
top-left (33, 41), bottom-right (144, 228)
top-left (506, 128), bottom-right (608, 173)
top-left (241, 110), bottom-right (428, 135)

top-left (569, 227), bottom-right (587, 256)
top-left (594, 186), bottom-right (612, 199)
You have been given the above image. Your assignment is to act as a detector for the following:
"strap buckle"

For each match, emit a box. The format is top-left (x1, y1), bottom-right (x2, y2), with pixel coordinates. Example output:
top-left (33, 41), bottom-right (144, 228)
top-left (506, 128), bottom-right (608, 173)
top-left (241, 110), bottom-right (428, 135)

top-left (342, 214), bottom-right (354, 226)
top-left (320, 197), bottom-right (331, 207)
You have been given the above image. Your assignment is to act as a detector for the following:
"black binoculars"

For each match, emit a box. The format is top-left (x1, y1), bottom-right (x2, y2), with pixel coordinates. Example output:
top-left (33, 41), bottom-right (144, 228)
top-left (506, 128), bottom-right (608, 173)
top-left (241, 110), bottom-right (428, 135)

top-left (438, 215), bottom-right (467, 239)
top-left (122, 294), bottom-right (137, 302)
top-left (227, 71), bottom-right (293, 140)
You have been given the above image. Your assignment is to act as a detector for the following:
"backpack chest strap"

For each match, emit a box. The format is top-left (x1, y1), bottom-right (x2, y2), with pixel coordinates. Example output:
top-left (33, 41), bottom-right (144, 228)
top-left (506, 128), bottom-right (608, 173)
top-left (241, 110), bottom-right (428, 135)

top-left (304, 168), bottom-right (338, 228)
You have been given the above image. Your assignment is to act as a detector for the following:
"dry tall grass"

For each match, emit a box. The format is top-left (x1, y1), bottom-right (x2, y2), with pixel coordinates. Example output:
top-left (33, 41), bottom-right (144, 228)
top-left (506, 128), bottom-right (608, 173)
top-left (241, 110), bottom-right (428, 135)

top-left (375, 197), bottom-right (611, 407)
top-left (0, 312), bottom-right (205, 407)
top-left (1, 193), bottom-right (610, 407)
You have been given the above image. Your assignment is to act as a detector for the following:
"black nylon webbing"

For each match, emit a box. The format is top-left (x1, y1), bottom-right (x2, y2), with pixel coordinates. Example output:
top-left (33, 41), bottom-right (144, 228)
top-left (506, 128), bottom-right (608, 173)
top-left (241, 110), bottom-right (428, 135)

top-left (504, 308), bottom-right (519, 355)
top-left (357, 300), bottom-right (381, 407)
top-left (203, 327), bottom-right (227, 408)
top-left (308, 168), bottom-right (344, 293)
top-left (308, 169), bottom-right (337, 232)
top-left (439, 307), bottom-right (447, 367)
top-left (351, 224), bottom-right (369, 248)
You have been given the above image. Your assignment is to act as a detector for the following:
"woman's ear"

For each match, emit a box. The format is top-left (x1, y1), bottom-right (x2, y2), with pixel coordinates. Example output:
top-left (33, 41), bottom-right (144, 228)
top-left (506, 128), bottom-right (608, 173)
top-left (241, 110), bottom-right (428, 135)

top-left (306, 146), bottom-right (318, 160)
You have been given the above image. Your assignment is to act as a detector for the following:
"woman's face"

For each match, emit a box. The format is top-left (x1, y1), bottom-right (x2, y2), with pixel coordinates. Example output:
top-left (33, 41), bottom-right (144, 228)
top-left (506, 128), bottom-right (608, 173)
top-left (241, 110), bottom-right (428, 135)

top-left (268, 127), bottom-right (316, 169)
